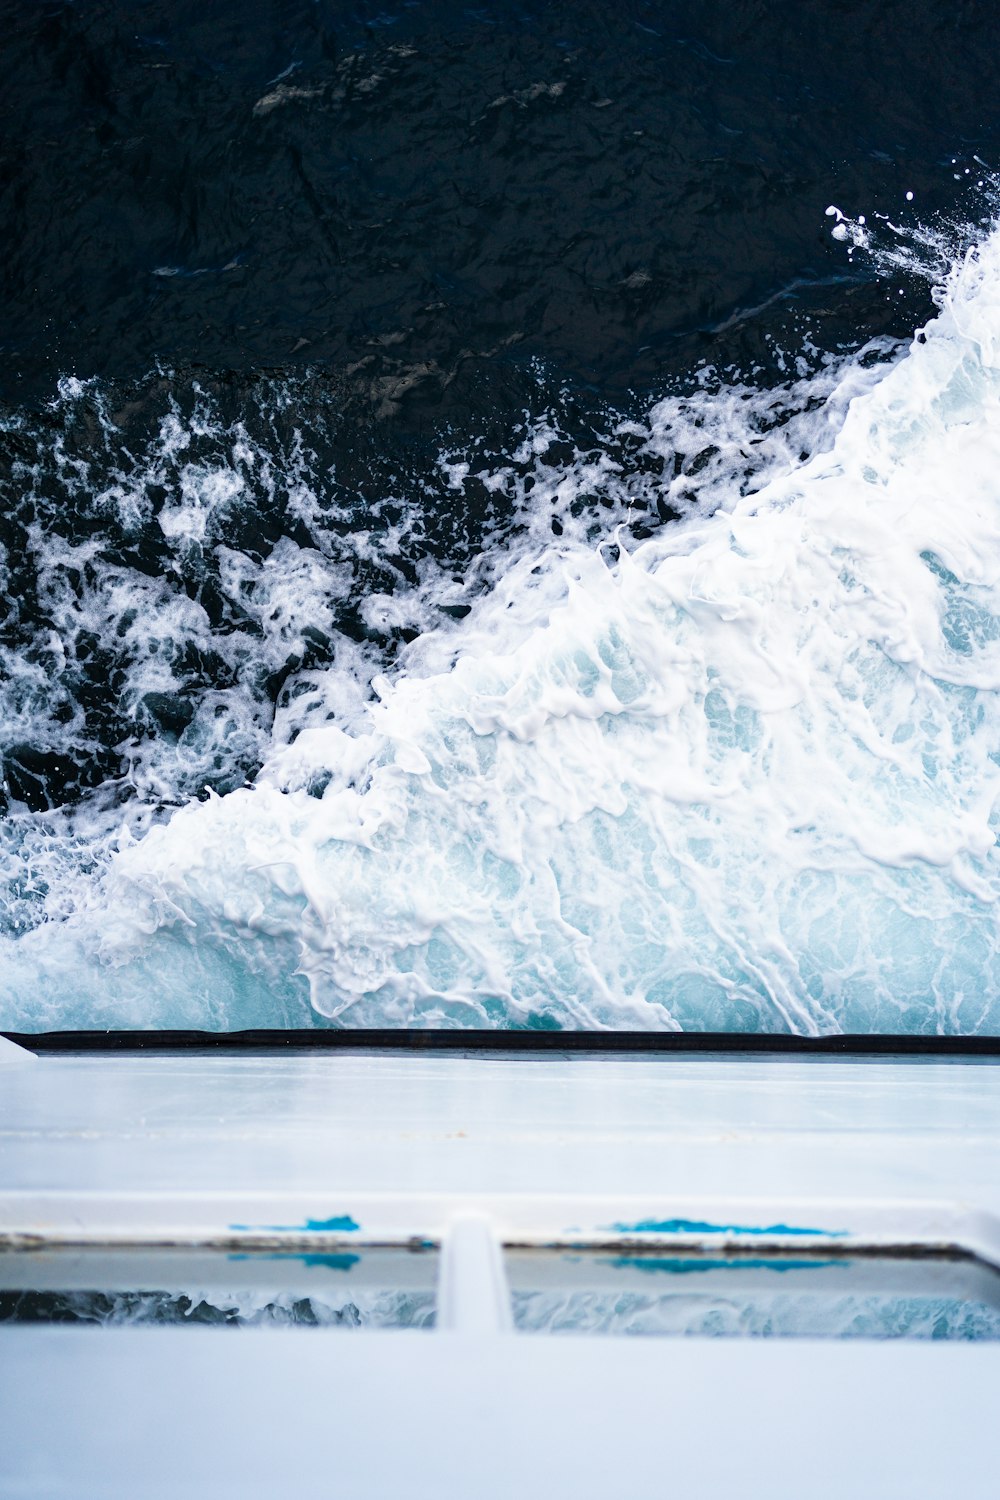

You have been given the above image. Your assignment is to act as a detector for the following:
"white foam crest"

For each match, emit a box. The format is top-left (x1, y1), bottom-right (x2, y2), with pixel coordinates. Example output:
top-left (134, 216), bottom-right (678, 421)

top-left (9, 224), bottom-right (1000, 1031)
top-left (825, 172), bottom-right (1000, 287)
top-left (400, 351), bottom-right (896, 685)
top-left (1, 346), bottom-right (873, 947)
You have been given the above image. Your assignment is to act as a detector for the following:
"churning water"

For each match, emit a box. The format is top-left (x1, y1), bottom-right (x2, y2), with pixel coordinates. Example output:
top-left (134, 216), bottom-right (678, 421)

top-left (3, 1), bottom-right (1000, 1033)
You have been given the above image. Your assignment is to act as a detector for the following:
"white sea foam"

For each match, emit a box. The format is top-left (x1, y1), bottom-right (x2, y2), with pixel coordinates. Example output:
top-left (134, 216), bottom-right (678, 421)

top-left (4, 216), bottom-right (1000, 1033)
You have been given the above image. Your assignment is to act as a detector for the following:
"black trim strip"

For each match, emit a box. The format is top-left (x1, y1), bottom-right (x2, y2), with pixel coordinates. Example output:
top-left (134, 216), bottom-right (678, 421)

top-left (5, 1029), bottom-right (1000, 1055)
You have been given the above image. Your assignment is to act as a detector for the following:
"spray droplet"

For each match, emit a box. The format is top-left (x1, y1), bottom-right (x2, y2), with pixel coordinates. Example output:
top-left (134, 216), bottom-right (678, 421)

top-left (905, 190), bottom-right (913, 201)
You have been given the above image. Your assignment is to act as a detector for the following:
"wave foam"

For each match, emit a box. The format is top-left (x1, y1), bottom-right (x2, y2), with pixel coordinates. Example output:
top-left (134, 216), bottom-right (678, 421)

top-left (5, 218), bottom-right (1000, 1032)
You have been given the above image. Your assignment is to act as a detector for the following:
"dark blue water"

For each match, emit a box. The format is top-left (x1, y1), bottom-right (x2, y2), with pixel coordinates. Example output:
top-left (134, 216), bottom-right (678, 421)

top-left (5, 0), bottom-right (996, 400)
top-left (3, 1), bottom-right (1000, 1032)
top-left (3, 0), bottom-right (994, 816)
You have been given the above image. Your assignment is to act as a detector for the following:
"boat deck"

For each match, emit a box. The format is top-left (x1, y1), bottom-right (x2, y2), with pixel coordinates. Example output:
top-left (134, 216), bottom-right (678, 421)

top-left (1, 1044), bottom-right (999, 1497)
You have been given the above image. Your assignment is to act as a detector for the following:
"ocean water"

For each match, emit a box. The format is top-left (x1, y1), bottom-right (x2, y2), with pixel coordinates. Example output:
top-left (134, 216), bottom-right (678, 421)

top-left (504, 1249), bottom-right (1000, 1340)
top-left (3, 1), bottom-right (1000, 1034)
top-left (0, 1247), bottom-right (438, 1327)
top-left (0, 1286), bottom-right (436, 1329)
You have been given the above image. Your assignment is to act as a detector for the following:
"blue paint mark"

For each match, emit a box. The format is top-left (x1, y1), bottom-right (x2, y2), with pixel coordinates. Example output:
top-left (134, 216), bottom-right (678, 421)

top-left (296, 1252), bottom-right (360, 1270)
top-left (598, 1254), bottom-right (842, 1275)
top-left (604, 1218), bottom-right (847, 1238)
top-left (226, 1251), bottom-right (360, 1272)
top-left (228, 1214), bottom-right (360, 1234)
top-left (297, 1215), bottom-right (360, 1234)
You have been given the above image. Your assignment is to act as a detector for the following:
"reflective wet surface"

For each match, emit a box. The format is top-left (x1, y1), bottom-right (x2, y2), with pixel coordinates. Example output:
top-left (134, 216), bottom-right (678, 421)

top-left (0, 1246), bottom-right (437, 1328)
top-left (507, 1249), bottom-right (1000, 1339)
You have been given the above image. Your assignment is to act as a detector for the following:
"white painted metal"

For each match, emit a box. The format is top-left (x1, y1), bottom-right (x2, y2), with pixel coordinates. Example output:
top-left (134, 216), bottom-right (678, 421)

top-left (2, 1052), bottom-right (999, 1258)
top-left (2, 1326), bottom-right (999, 1498)
top-left (0, 1032), bottom-right (34, 1068)
top-left (1, 1048), bottom-right (999, 1497)
top-left (438, 1213), bottom-right (513, 1333)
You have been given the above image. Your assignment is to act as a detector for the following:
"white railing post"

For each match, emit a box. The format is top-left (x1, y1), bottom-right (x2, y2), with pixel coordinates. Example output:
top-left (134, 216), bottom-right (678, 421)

top-left (437, 1213), bottom-right (513, 1334)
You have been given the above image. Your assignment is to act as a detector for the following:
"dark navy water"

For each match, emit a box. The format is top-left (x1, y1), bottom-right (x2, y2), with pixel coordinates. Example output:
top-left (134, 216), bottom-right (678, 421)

top-left (6, 0), bottom-right (993, 407)
top-left (4, 1), bottom-right (1000, 1032)
top-left (4, 0), bottom-right (996, 816)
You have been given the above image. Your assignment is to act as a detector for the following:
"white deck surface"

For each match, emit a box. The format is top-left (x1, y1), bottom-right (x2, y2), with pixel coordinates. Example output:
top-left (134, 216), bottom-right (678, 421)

top-left (3, 1049), bottom-right (1000, 1251)
top-left (1, 1046), bottom-right (999, 1496)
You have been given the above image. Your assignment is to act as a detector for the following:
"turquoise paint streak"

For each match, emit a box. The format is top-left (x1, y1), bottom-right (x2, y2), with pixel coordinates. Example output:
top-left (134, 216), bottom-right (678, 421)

top-left (228, 1214), bottom-right (360, 1234)
top-left (604, 1218), bottom-right (847, 1237)
top-left (597, 1254), bottom-right (842, 1275)
top-left (227, 1250), bottom-right (360, 1271)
